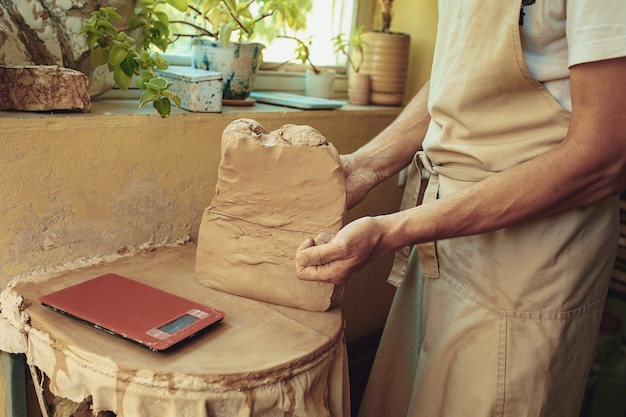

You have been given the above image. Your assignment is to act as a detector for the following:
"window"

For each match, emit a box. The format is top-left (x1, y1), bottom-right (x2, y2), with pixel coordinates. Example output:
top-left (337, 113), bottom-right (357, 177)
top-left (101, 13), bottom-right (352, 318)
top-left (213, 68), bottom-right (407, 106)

top-left (162, 0), bottom-right (370, 94)
top-left (259, 0), bottom-right (357, 71)
top-left (255, 0), bottom-right (373, 94)
top-left (165, 0), bottom-right (362, 71)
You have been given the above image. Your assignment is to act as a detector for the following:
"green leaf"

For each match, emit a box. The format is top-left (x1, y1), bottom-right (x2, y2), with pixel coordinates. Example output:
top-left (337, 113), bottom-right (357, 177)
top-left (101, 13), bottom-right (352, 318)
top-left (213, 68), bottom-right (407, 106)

top-left (95, 20), bottom-right (116, 32)
top-left (83, 33), bottom-right (96, 49)
top-left (167, 0), bottom-right (188, 12)
top-left (219, 23), bottom-right (234, 46)
top-left (202, 0), bottom-right (222, 13)
top-left (152, 37), bottom-right (169, 52)
top-left (135, 77), bottom-right (146, 90)
top-left (155, 54), bottom-right (170, 70)
top-left (119, 55), bottom-right (137, 77)
top-left (139, 69), bottom-right (154, 80)
top-left (108, 9), bottom-right (123, 21)
top-left (207, 8), bottom-right (229, 34)
top-left (90, 47), bottom-right (110, 66)
top-left (162, 90), bottom-right (181, 106)
top-left (108, 44), bottom-right (127, 66)
top-left (128, 15), bottom-right (146, 29)
top-left (113, 66), bottom-right (133, 90)
top-left (152, 19), bottom-right (169, 35)
top-left (236, 3), bottom-right (252, 19)
top-left (152, 98), bottom-right (171, 118)
top-left (154, 11), bottom-right (170, 26)
top-left (146, 77), bottom-right (169, 91)
top-left (139, 88), bottom-right (160, 104)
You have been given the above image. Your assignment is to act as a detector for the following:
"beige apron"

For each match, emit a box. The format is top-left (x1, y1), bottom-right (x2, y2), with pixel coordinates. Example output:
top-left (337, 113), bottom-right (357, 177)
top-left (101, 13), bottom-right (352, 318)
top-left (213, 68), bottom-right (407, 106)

top-left (359, 0), bottom-right (619, 416)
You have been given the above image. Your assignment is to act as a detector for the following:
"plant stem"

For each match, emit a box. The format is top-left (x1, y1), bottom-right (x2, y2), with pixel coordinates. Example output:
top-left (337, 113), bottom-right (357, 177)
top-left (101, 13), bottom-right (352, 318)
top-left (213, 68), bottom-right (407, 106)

top-left (379, 0), bottom-right (393, 33)
top-left (222, 0), bottom-right (252, 36)
top-left (279, 34), bottom-right (320, 74)
top-left (170, 20), bottom-right (215, 38)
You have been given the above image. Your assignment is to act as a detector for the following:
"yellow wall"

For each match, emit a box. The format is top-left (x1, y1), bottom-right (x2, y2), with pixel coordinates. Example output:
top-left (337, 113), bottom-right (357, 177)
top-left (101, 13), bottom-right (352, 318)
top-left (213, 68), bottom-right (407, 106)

top-left (380, 0), bottom-right (439, 100)
top-left (0, 102), bottom-right (403, 343)
top-left (361, 0), bottom-right (438, 101)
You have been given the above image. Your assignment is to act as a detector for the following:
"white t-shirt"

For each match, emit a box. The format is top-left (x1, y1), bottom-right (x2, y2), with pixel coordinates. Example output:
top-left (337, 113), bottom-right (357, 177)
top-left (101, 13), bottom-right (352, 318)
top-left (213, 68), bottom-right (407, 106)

top-left (520, 0), bottom-right (626, 111)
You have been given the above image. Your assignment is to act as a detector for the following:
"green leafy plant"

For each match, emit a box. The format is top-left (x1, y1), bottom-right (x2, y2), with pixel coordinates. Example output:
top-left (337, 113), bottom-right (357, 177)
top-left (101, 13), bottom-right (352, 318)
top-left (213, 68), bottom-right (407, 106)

top-left (80, 0), bottom-right (312, 117)
top-left (272, 34), bottom-right (320, 74)
top-left (80, 6), bottom-right (181, 118)
top-left (178, 0), bottom-right (311, 47)
top-left (332, 25), bottom-right (366, 73)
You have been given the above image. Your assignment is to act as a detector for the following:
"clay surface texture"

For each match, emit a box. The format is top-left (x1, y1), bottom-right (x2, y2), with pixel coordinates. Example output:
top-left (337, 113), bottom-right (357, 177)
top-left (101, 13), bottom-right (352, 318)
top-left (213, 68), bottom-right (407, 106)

top-left (0, 65), bottom-right (90, 111)
top-left (196, 119), bottom-right (347, 311)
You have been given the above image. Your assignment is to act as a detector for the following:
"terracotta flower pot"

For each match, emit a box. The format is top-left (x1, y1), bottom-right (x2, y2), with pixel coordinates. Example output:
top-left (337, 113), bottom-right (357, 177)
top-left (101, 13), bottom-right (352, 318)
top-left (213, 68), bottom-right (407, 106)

top-left (360, 31), bottom-right (410, 106)
top-left (348, 73), bottom-right (370, 105)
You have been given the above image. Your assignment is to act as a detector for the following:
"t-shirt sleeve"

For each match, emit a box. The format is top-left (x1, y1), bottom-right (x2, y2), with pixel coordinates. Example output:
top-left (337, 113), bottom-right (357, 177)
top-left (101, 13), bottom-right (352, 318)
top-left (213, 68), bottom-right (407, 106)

top-left (567, 0), bottom-right (626, 66)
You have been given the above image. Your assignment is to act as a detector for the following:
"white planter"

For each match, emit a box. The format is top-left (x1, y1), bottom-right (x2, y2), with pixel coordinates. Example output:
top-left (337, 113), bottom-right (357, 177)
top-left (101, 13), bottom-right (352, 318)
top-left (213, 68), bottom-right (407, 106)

top-left (191, 39), bottom-right (264, 101)
top-left (305, 69), bottom-right (335, 99)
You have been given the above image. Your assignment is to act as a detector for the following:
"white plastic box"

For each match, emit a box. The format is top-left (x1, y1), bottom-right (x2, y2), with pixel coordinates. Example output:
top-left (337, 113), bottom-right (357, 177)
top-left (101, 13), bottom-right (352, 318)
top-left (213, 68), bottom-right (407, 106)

top-left (157, 66), bottom-right (223, 113)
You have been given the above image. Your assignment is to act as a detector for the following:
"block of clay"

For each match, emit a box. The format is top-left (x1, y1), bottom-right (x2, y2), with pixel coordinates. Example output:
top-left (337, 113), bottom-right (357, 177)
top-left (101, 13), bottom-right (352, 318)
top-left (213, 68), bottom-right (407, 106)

top-left (196, 119), bottom-right (347, 312)
top-left (0, 65), bottom-right (91, 112)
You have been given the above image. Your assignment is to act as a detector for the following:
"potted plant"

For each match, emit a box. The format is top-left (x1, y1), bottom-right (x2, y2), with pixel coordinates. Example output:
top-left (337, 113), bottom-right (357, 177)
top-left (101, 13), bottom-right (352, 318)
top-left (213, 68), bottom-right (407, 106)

top-left (269, 33), bottom-right (335, 99)
top-left (332, 25), bottom-right (369, 105)
top-left (80, 5), bottom-right (181, 117)
top-left (360, 0), bottom-right (410, 106)
top-left (286, 35), bottom-right (335, 99)
top-left (182, 0), bottom-right (311, 103)
top-left (80, 0), bottom-right (312, 115)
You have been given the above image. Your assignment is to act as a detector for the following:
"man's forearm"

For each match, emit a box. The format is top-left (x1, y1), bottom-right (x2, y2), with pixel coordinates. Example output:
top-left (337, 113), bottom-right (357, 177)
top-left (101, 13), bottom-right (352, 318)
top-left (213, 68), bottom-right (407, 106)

top-left (350, 80), bottom-right (431, 185)
top-left (378, 58), bottom-right (626, 252)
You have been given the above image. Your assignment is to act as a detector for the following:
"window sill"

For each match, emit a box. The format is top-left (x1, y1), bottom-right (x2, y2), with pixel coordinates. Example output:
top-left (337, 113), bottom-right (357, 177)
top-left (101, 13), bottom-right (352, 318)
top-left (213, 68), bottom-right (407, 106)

top-left (0, 97), bottom-right (402, 119)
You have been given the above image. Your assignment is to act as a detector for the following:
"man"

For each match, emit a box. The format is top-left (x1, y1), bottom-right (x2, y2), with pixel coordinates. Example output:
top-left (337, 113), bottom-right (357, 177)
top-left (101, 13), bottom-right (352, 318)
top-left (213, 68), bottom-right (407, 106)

top-left (295, 0), bottom-right (626, 416)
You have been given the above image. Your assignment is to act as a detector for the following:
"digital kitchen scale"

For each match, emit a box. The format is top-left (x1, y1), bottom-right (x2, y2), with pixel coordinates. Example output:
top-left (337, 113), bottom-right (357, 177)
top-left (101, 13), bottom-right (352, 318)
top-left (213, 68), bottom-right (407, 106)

top-left (39, 273), bottom-right (225, 351)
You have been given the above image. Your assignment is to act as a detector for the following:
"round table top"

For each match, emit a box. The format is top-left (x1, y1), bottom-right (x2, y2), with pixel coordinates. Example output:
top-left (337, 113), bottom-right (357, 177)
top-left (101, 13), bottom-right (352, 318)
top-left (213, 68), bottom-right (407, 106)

top-left (13, 244), bottom-right (345, 390)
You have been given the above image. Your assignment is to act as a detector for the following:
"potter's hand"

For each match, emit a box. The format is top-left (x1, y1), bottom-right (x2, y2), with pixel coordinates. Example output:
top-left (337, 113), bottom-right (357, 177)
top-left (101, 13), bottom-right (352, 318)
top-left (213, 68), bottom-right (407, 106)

top-left (295, 217), bottom-right (385, 285)
top-left (341, 154), bottom-right (380, 210)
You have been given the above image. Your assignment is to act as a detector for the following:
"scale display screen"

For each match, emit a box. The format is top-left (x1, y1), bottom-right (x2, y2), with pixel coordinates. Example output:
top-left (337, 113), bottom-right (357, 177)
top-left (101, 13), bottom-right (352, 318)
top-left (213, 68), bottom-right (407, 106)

top-left (159, 314), bottom-right (200, 334)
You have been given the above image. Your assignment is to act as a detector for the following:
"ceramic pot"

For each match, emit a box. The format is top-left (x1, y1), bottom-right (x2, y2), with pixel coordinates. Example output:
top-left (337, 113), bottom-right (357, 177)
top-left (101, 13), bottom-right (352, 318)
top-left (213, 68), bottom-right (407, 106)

top-left (0, 0), bottom-right (136, 97)
top-left (305, 69), bottom-right (336, 99)
top-left (348, 73), bottom-right (370, 105)
top-left (191, 39), bottom-right (264, 101)
top-left (360, 31), bottom-right (410, 106)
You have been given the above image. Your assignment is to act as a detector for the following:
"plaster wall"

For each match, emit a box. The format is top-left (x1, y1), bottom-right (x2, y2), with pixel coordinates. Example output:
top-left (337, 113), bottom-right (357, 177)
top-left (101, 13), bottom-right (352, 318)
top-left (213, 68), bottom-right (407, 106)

top-left (0, 102), bottom-right (403, 342)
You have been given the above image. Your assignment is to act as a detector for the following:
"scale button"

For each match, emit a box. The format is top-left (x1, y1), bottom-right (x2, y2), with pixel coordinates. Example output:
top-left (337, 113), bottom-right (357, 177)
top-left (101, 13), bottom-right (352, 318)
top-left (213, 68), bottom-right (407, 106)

top-left (187, 309), bottom-right (209, 319)
top-left (146, 328), bottom-right (170, 340)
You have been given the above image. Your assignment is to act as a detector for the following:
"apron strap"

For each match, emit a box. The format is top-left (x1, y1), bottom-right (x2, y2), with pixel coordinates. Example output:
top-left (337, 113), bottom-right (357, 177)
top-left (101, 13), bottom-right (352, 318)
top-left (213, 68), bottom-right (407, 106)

top-left (388, 152), bottom-right (441, 287)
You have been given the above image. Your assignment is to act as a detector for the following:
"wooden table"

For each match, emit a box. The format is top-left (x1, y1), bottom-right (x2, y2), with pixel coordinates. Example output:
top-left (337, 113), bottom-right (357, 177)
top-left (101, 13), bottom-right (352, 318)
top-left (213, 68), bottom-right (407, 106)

top-left (0, 244), bottom-right (349, 417)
